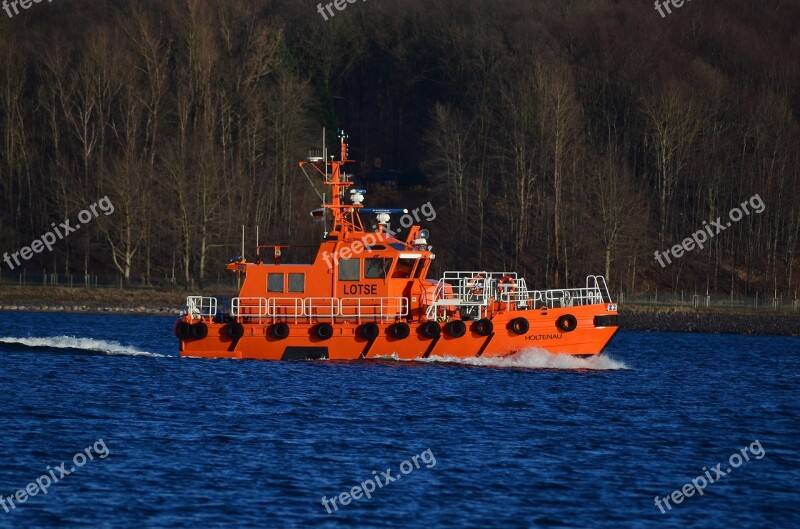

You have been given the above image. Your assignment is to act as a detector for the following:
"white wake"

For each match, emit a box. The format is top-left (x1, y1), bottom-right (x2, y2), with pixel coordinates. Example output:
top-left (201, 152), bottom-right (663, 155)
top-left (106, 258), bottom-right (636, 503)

top-left (0, 336), bottom-right (164, 358)
top-left (419, 347), bottom-right (628, 370)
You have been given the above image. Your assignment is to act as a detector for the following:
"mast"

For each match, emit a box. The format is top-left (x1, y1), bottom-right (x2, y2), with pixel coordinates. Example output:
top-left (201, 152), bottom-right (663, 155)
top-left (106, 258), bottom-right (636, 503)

top-left (300, 131), bottom-right (364, 240)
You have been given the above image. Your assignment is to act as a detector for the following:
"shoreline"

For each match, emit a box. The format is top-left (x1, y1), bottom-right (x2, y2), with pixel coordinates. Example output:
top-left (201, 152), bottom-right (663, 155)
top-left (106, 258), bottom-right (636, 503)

top-left (1, 286), bottom-right (798, 336)
top-left (0, 286), bottom-right (185, 317)
top-left (0, 305), bottom-right (178, 316)
top-left (619, 308), bottom-right (800, 337)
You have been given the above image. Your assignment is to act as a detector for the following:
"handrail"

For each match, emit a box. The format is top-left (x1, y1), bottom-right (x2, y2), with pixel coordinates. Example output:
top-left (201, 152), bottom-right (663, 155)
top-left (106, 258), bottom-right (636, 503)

top-left (228, 296), bottom-right (408, 322)
top-left (305, 297), bottom-right (338, 319)
top-left (231, 297), bottom-right (269, 318)
top-left (186, 296), bottom-right (217, 320)
top-left (511, 279), bottom-right (613, 309)
top-left (223, 275), bottom-right (613, 323)
top-left (425, 271), bottom-right (494, 320)
top-left (267, 297), bottom-right (304, 317)
top-left (425, 273), bottom-right (614, 316)
top-left (340, 297), bottom-right (408, 319)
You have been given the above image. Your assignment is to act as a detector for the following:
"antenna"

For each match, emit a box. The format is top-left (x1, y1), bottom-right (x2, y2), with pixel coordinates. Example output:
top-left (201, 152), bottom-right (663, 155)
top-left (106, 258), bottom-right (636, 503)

top-left (323, 193), bottom-right (328, 235)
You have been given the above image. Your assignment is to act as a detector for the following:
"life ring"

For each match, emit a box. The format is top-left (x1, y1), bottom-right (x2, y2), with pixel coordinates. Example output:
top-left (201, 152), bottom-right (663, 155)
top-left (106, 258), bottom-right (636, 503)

top-left (466, 274), bottom-right (485, 296)
top-left (271, 322), bottom-right (289, 340)
top-left (447, 320), bottom-right (467, 338)
top-left (191, 322), bottom-right (208, 339)
top-left (473, 318), bottom-right (493, 337)
top-left (556, 314), bottom-right (578, 332)
top-left (227, 322), bottom-right (245, 339)
top-left (175, 321), bottom-right (192, 340)
top-left (420, 321), bottom-right (441, 339)
top-left (391, 322), bottom-right (410, 339)
top-left (315, 322), bottom-right (334, 340)
top-left (360, 322), bottom-right (379, 340)
top-left (508, 317), bottom-right (529, 335)
top-left (497, 275), bottom-right (517, 296)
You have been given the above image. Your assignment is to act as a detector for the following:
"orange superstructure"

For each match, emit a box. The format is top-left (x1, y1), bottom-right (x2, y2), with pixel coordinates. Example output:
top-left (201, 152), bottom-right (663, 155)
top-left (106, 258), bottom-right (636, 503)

top-left (175, 132), bottom-right (619, 361)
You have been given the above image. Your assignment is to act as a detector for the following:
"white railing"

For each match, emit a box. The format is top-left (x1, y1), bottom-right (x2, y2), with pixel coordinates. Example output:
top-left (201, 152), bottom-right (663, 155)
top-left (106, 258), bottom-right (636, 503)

top-left (502, 275), bottom-right (612, 309)
top-left (232, 297), bottom-right (269, 319)
top-left (306, 297), bottom-right (339, 319)
top-left (267, 297), bottom-right (304, 317)
top-left (186, 296), bottom-right (217, 319)
top-left (228, 296), bottom-right (408, 322)
top-left (493, 277), bottom-right (529, 305)
top-left (425, 271), bottom-right (520, 320)
top-left (425, 273), bottom-right (613, 318)
top-left (340, 297), bottom-right (409, 320)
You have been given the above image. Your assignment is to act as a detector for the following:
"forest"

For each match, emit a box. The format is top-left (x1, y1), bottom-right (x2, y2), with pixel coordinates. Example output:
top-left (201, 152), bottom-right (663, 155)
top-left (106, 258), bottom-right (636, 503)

top-left (0, 0), bottom-right (798, 299)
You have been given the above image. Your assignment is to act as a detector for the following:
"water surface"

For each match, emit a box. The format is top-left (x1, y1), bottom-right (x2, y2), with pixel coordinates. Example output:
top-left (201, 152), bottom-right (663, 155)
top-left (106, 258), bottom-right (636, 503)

top-left (0, 311), bottom-right (797, 528)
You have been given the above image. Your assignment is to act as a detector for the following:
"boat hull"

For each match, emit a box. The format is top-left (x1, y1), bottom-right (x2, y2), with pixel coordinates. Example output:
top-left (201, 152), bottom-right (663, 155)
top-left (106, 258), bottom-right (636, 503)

top-left (178, 304), bottom-right (618, 361)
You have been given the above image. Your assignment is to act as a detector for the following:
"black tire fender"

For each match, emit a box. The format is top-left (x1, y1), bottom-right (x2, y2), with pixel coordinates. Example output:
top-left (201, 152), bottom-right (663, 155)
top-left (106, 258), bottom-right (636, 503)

top-left (473, 318), bottom-right (493, 337)
top-left (447, 320), bottom-right (467, 338)
top-left (175, 321), bottom-right (192, 340)
top-left (556, 314), bottom-right (578, 333)
top-left (227, 322), bottom-right (245, 340)
top-left (271, 322), bottom-right (289, 340)
top-left (391, 322), bottom-right (410, 339)
top-left (420, 321), bottom-right (441, 339)
top-left (508, 317), bottom-right (529, 335)
top-left (315, 322), bottom-right (334, 340)
top-left (360, 322), bottom-right (379, 340)
top-left (191, 322), bottom-right (208, 340)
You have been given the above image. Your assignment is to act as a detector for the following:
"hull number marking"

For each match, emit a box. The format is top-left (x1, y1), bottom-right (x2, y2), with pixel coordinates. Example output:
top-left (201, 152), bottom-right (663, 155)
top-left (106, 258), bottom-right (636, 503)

top-left (343, 284), bottom-right (378, 296)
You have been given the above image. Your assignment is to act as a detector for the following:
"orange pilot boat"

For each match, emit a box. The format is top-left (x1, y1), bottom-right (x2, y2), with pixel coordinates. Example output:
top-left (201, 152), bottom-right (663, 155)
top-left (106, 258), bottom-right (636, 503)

top-left (175, 132), bottom-right (619, 361)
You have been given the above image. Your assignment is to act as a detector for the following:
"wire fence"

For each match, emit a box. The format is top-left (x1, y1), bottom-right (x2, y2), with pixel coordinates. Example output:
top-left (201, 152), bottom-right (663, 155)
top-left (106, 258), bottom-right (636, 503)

top-left (0, 270), bottom-right (240, 292)
top-left (616, 291), bottom-right (800, 312)
top-left (2, 270), bottom-right (798, 313)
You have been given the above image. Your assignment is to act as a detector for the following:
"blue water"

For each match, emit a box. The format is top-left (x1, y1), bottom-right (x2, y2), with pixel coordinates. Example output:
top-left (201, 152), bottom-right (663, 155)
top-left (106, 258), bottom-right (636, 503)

top-left (0, 311), bottom-right (798, 528)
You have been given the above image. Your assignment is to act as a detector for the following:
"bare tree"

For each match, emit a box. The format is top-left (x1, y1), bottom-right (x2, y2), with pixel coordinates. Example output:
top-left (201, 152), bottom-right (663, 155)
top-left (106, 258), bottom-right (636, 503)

top-left (643, 84), bottom-right (699, 246)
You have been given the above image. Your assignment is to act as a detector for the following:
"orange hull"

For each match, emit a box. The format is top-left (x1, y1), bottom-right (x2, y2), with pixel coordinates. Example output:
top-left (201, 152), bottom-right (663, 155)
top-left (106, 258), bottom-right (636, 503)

top-left (179, 305), bottom-right (618, 361)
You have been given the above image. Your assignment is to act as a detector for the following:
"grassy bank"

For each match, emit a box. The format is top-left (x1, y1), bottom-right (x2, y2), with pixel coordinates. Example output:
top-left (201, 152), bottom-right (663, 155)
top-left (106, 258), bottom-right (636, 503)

top-left (0, 286), bottom-right (197, 314)
top-left (620, 303), bottom-right (800, 317)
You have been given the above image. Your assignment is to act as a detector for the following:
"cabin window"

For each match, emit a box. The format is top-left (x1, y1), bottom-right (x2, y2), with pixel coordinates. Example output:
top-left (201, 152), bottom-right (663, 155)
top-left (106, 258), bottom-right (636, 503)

top-left (392, 258), bottom-right (417, 279)
top-left (365, 258), bottom-right (393, 279)
top-left (413, 260), bottom-right (426, 278)
top-left (288, 273), bottom-right (305, 293)
top-left (267, 273), bottom-right (284, 293)
top-left (338, 259), bottom-right (360, 281)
